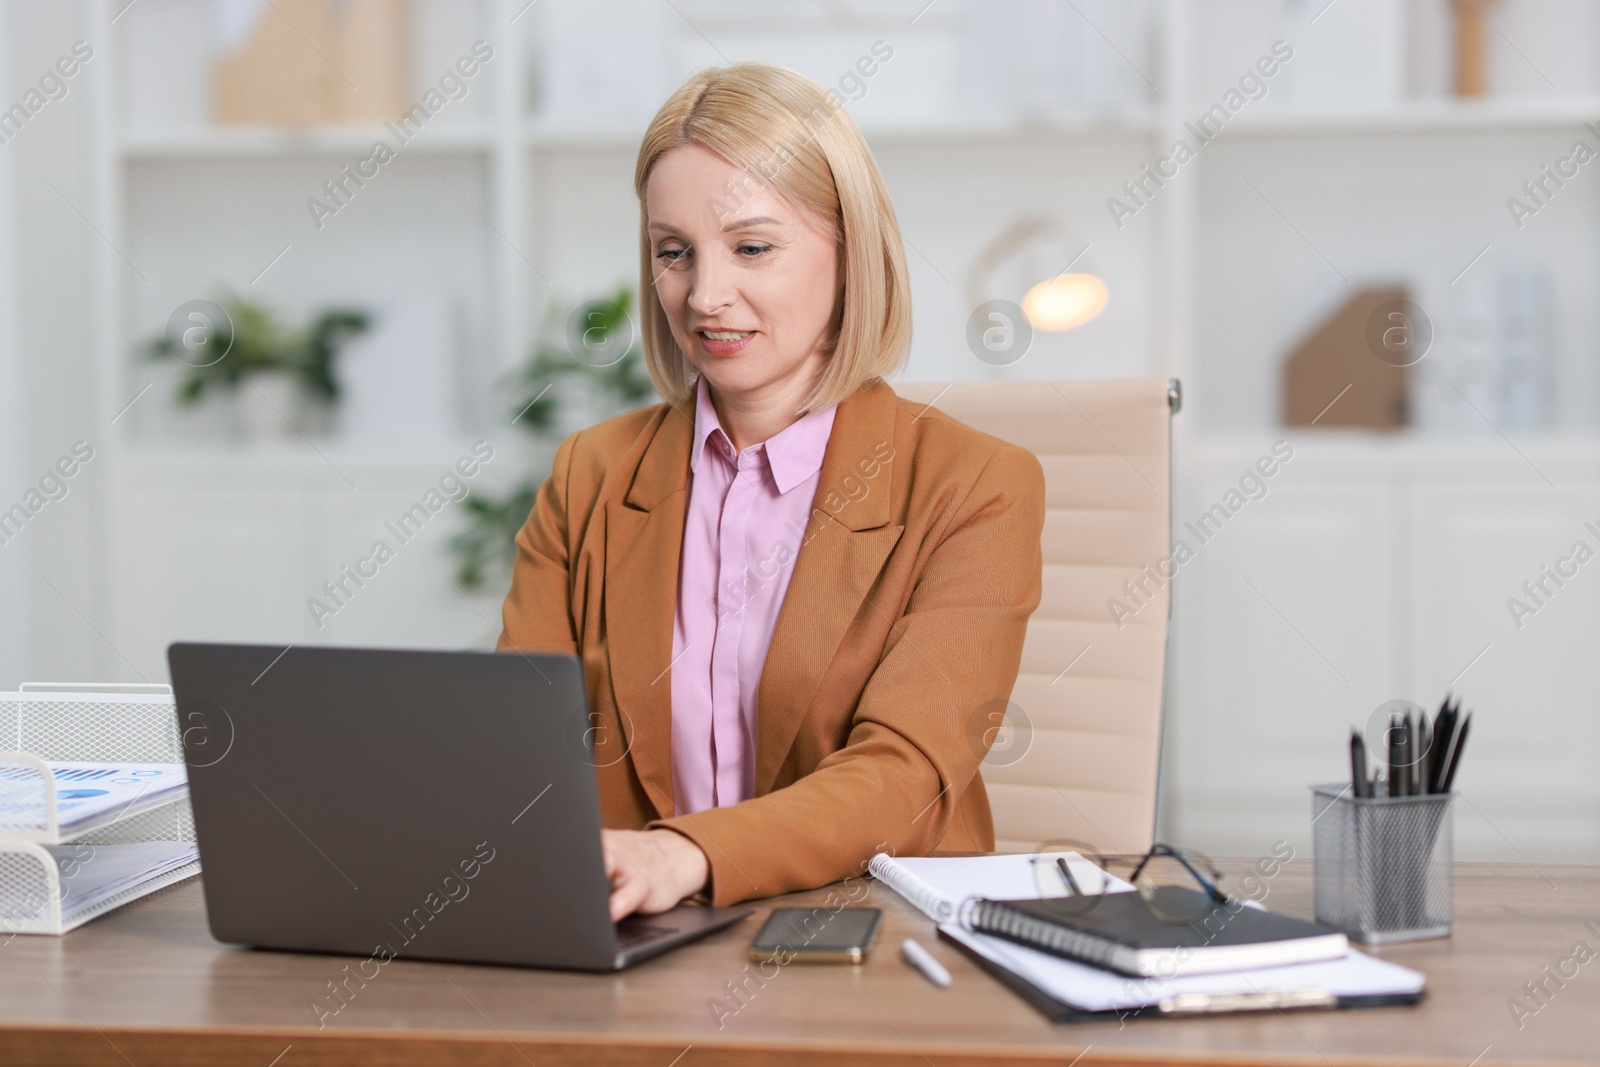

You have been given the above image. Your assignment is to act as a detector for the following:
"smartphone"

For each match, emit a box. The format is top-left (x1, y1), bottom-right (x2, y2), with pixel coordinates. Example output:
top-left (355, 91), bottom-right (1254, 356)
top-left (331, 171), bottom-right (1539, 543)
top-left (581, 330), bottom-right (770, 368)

top-left (748, 907), bottom-right (883, 964)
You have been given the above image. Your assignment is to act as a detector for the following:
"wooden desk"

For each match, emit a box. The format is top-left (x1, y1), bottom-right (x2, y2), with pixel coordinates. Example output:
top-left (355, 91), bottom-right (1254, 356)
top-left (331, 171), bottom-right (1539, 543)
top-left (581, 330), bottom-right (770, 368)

top-left (1, 859), bottom-right (1594, 1066)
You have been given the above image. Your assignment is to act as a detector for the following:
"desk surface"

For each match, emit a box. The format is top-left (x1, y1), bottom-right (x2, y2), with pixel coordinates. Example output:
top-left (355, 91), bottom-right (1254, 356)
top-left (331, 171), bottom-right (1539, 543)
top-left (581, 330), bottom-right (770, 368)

top-left (0, 857), bottom-right (1594, 1067)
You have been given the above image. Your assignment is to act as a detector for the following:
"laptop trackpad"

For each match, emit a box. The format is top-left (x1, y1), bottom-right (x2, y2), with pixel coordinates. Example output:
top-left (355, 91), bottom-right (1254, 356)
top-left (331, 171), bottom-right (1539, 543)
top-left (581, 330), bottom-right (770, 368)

top-left (614, 905), bottom-right (754, 966)
top-left (616, 917), bottom-right (682, 950)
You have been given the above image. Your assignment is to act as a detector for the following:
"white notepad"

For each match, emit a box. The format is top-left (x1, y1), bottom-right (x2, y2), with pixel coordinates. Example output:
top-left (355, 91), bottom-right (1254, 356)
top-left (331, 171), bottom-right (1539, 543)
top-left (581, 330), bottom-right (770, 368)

top-left (868, 851), bottom-right (1135, 923)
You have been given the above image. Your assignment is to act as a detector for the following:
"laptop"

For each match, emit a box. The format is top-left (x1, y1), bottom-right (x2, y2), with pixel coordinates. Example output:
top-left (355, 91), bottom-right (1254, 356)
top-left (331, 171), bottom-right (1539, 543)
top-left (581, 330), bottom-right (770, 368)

top-left (167, 642), bottom-right (752, 971)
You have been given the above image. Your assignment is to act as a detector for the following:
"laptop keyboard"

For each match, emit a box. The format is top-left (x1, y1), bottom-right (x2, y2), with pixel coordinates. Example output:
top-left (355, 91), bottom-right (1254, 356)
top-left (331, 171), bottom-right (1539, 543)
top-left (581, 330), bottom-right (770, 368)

top-left (616, 921), bottom-right (680, 951)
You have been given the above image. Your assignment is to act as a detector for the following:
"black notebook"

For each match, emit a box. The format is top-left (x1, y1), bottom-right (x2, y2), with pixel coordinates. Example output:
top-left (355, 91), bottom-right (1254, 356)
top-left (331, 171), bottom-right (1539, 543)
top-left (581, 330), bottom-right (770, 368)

top-left (967, 888), bottom-right (1349, 978)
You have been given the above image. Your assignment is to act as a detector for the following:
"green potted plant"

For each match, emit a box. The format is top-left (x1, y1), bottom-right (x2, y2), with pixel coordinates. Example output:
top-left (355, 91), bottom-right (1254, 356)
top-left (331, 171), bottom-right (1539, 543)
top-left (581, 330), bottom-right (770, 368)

top-left (141, 294), bottom-right (370, 440)
top-left (450, 286), bottom-right (655, 591)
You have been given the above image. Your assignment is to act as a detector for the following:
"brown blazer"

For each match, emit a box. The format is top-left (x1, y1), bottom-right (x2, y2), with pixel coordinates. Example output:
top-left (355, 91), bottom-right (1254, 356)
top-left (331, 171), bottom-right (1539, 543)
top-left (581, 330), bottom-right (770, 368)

top-left (497, 378), bottom-right (1044, 906)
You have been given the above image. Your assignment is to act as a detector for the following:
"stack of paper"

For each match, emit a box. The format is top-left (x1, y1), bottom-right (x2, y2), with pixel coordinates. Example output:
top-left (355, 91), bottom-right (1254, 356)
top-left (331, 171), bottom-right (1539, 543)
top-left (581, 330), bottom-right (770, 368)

top-left (21, 841), bottom-right (200, 924)
top-left (940, 920), bottom-right (1424, 1015)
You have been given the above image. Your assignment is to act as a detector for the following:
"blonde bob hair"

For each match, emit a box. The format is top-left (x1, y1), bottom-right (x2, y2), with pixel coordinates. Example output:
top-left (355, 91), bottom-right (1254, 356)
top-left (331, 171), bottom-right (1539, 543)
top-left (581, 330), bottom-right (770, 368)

top-left (634, 62), bottom-right (912, 414)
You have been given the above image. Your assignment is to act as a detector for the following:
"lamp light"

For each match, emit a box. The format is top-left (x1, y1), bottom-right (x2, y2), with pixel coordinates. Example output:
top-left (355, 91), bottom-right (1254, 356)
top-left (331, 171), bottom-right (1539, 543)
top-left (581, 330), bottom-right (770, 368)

top-left (1023, 272), bottom-right (1109, 331)
top-left (966, 215), bottom-right (1108, 332)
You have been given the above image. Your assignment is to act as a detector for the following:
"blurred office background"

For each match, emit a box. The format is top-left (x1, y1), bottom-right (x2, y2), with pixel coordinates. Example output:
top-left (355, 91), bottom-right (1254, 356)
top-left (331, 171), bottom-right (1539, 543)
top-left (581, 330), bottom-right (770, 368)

top-left (2, 0), bottom-right (1596, 863)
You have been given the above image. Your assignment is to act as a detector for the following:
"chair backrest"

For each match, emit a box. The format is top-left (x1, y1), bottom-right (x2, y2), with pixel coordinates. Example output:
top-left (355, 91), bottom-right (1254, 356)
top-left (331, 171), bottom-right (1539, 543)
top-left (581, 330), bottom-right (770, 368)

top-left (894, 378), bottom-right (1176, 855)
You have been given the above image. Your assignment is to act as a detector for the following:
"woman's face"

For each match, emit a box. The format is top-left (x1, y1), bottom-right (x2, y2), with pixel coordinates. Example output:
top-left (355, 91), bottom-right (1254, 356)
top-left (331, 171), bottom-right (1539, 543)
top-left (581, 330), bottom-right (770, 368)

top-left (645, 144), bottom-right (840, 404)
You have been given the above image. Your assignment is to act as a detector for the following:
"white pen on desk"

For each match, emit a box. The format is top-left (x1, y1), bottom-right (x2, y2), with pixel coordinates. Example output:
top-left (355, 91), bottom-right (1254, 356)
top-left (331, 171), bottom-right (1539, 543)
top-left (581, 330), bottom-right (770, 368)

top-left (901, 937), bottom-right (951, 988)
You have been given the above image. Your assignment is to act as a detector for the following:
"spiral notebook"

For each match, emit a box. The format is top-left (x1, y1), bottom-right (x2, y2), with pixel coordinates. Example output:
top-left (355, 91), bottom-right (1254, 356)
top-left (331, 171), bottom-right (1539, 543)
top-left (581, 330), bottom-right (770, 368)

top-left (867, 851), bottom-right (1134, 923)
top-left (963, 890), bottom-right (1349, 977)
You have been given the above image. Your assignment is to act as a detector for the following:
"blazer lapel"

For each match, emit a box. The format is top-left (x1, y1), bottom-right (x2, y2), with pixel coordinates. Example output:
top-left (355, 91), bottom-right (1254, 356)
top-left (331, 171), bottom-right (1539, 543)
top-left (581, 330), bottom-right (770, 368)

top-left (753, 380), bottom-right (904, 796)
top-left (604, 399), bottom-right (694, 820)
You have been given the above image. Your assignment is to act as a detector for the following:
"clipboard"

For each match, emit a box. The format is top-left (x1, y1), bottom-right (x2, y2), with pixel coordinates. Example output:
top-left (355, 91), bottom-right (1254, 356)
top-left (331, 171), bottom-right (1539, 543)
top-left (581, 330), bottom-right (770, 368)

top-left (937, 926), bottom-right (1426, 1025)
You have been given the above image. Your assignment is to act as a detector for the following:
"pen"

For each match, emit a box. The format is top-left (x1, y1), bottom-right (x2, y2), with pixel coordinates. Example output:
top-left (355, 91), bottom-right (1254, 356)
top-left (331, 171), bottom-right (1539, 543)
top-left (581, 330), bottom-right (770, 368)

top-left (901, 937), bottom-right (952, 988)
top-left (1439, 711), bottom-right (1471, 793)
top-left (1385, 712), bottom-right (1402, 798)
top-left (1403, 711), bottom-right (1416, 796)
top-left (1416, 711), bottom-right (1430, 797)
top-left (1382, 713), bottom-right (1395, 796)
top-left (1429, 697), bottom-right (1456, 794)
top-left (1055, 856), bottom-right (1082, 896)
top-left (1395, 713), bottom-right (1411, 797)
top-left (1435, 699), bottom-right (1460, 793)
top-left (1406, 712), bottom-right (1418, 795)
top-left (1349, 729), bottom-right (1370, 798)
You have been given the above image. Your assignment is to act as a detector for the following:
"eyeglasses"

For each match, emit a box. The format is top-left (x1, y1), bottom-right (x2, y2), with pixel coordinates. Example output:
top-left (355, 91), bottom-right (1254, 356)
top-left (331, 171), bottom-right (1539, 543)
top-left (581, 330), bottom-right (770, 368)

top-left (1026, 840), bottom-right (1231, 924)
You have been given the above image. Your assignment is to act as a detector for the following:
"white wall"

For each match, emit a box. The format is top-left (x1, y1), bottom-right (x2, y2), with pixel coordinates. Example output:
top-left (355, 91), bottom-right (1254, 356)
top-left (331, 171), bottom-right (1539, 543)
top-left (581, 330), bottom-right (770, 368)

top-left (2, 1), bottom-right (108, 684)
top-left (0, 1), bottom-right (24, 690)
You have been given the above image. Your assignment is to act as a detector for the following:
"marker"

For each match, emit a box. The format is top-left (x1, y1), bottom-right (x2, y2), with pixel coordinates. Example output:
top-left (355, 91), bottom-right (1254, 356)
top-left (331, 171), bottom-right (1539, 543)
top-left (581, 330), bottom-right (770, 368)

top-left (1349, 729), bottom-right (1371, 798)
top-left (901, 937), bottom-right (951, 988)
top-left (1440, 711), bottom-right (1472, 793)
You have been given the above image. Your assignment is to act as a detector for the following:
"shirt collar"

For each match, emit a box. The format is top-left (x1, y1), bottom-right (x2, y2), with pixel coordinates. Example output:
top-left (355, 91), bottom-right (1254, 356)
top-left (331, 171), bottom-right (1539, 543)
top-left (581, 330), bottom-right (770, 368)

top-left (689, 375), bottom-right (838, 495)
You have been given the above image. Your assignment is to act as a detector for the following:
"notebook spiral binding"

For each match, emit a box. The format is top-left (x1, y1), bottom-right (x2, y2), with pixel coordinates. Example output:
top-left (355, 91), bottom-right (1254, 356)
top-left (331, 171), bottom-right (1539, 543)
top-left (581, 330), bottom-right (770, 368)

top-left (962, 898), bottom-right (1123, 970)
top-left (867, 853), bottom-right (956, 923)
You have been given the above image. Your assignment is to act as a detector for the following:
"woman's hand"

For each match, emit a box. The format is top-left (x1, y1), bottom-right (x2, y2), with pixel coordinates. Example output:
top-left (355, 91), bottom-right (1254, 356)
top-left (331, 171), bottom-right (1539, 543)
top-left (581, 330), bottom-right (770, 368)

top-left (601, 828), bottom-right (710, 921)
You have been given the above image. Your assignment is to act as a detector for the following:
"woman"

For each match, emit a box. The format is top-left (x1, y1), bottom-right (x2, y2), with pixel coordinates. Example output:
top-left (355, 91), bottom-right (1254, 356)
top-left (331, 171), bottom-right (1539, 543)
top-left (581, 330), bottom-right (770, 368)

top-left (499, 62), bottom-right (1044, 920)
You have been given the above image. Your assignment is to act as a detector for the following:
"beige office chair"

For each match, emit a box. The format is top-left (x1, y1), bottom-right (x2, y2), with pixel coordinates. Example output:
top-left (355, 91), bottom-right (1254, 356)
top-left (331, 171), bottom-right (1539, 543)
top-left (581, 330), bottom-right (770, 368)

top-left (895, 378), bottom-right (1178, 856)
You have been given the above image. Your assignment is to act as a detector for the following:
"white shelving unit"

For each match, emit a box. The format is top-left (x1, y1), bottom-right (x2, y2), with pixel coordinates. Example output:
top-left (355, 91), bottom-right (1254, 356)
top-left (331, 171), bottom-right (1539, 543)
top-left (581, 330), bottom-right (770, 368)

top-left (84, 0), bottom-right (544, 669)
top-left (67, 0), bottom-right (1600, 862)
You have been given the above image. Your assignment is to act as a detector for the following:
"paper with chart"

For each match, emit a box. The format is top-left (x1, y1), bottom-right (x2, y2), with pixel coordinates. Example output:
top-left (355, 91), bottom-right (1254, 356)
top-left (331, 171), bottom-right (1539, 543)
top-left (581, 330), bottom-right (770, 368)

top-left (0, 761), bottom-right (189, 833)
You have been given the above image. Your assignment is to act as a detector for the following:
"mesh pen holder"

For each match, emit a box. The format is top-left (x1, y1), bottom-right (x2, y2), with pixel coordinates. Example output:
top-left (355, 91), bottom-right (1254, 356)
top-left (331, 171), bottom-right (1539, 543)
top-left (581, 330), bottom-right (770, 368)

top-left (1310, 784), bottom-right (1453, 945)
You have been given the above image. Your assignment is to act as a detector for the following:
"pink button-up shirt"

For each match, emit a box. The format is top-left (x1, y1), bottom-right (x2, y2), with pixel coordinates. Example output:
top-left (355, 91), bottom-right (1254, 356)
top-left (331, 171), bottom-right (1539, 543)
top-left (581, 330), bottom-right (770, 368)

top-left (669, 375), bottom-right (838, 815)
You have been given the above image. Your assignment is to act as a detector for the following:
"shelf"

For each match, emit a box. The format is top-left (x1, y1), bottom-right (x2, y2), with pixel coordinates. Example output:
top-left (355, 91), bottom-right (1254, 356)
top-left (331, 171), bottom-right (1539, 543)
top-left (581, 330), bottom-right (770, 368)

top-left (118, 124), bottom-right (496, 160)
top-left (122, 439), bottom-right (497, 467)
top-left (520, 111), bottom-right (1162, 151)
top-left (860, 112), bottom-right (1161, 145)
top-left (1222, 97), bottom-right (1600, 137)
top-left (1195, 427), bottom-right (1600, 452)
top-left (120, 98), bottom-right (1595, 161)
top-left (114, 99), bottom-right (1600, 161)
top-left (115, 438), bottom-right (544, 494)
top-left (1183, 430), bottom-right (1600, 487)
